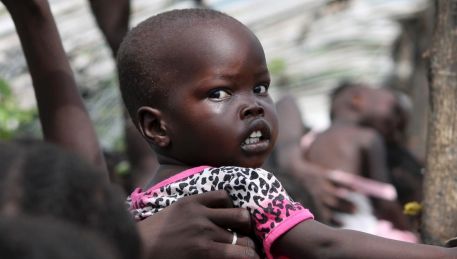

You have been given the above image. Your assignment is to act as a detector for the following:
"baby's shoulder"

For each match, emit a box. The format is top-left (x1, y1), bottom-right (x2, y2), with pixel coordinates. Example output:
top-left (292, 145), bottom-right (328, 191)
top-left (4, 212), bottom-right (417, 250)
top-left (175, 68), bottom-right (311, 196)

top-left (204, 167), bottom-right (278, 186)
top-left (207, 166), bottom-right (274, 177)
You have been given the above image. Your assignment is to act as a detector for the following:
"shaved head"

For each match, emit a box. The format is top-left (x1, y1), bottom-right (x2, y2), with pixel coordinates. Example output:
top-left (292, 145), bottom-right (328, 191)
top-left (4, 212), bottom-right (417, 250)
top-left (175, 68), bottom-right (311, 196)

top-left (117, 9), bottom-right (251, 126)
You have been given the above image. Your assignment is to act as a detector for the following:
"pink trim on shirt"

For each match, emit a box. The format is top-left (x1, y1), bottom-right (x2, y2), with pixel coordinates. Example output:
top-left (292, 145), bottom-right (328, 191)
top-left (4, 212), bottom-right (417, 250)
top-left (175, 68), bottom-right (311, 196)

top-left (263, 210), bottom-right (314, 259)
top-left (130, 166), bottom-right (210, 207)
top-left (149, 165), bottom-right (210, 191)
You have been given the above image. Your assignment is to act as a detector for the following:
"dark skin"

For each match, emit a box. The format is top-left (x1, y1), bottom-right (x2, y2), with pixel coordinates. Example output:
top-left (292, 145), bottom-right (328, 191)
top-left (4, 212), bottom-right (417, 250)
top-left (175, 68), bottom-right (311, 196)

top-left (306, 87), bottom-right (409, 229)
top-left (368, 88), bottom-right (423, 207)
top-left (88, 0), bottom-right (158, 188)
top-left (274, 95), bottom-right (355, 224)
top-left (138, 19), bottom-right (457, 258)
top-left (140, 21), bottom-right (278, 185)
top-left (138, 190), bottom-right (259, 259)
top-left (2, 0), bottom-right (107, 175)
top-left (88, 0), bottom-right (130, 56)
top-left (2, 1), bottom-right (258, 258)
top-left (363, 88), bottom-right (397, 139)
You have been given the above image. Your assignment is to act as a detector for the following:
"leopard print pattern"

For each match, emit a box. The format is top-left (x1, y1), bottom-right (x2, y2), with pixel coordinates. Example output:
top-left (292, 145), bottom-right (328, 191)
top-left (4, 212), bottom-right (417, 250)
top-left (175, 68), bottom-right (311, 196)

top-left (128, 166), bottom-right (313, 254)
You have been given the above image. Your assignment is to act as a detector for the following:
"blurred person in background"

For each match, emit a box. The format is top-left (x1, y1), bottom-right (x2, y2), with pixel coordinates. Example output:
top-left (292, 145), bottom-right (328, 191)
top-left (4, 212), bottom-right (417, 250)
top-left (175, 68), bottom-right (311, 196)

top-left (302, 82), bottom-right (415, 241)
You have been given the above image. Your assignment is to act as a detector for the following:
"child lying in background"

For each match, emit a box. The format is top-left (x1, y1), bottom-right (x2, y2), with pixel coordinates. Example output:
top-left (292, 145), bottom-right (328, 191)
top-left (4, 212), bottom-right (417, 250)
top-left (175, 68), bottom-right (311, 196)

top-left (303, 83), bottom-right (416, 241)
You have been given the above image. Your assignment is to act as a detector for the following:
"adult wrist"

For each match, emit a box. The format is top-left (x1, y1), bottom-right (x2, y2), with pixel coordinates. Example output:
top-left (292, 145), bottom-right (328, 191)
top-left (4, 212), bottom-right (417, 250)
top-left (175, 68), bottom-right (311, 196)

top-left (4, 0), bottom-right (50, 19)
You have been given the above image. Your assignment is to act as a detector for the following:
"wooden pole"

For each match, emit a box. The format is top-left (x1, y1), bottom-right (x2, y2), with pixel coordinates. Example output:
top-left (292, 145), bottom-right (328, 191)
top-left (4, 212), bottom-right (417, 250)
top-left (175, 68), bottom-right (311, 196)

top-left (422, 0), bottom-right (457, 245)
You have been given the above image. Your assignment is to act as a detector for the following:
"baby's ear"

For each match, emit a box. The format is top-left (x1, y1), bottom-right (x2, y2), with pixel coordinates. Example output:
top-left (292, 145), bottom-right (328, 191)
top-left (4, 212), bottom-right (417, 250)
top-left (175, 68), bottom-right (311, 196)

top-left (137, 107), bottom-right (170, 148)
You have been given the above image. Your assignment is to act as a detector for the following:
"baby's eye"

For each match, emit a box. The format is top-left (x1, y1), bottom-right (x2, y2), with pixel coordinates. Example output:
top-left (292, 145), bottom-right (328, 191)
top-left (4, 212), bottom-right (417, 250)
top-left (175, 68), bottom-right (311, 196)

top-left (253, 84), bottom-right (268, 94)
top-left (208, 89), bottom-right (231, 101)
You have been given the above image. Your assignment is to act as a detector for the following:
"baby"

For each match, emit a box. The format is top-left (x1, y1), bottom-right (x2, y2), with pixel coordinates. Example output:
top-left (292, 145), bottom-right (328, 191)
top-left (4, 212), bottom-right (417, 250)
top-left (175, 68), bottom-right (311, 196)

top-left (118, 8), bottom-right (457, 259)
top-left (304, 83), bottom-right (414, 240)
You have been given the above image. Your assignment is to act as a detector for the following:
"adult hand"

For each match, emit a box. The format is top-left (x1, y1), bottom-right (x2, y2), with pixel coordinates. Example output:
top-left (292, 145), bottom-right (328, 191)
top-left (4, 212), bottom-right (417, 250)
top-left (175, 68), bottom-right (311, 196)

top-left (315, 170), bottom-right (355, 224)
top-left (137, 190), bottom-right (260, 259)
top-left (291, 159), bottom-right (355, 225)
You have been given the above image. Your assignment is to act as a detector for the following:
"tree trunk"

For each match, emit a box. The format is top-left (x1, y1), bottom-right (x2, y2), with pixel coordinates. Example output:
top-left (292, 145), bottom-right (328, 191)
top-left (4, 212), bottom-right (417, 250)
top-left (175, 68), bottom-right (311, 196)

top-left (390, 5), bottom-right (433, 161)
top-left (422, 0), bottom-right (457, 245)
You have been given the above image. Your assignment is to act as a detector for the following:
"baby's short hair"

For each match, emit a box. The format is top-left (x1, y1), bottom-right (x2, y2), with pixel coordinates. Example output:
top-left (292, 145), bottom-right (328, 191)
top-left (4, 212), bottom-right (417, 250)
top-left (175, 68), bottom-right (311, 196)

top-left (329, 81), bottom-right (370, 120)
top-left (117, 8), bottom-right (241, 126)
top-left (330, 81), bottom-right (364, 102)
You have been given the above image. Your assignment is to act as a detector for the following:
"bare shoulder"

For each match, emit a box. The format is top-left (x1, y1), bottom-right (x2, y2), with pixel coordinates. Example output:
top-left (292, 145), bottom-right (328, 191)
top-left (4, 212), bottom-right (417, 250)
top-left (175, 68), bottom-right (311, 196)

top-left (327, 125), bottom-right (382, 149)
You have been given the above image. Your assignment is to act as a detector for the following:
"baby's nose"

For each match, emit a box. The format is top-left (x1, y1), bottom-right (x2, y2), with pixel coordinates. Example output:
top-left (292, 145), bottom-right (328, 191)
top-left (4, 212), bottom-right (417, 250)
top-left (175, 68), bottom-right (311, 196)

top-left (240, 103), bottom-right (264, 119)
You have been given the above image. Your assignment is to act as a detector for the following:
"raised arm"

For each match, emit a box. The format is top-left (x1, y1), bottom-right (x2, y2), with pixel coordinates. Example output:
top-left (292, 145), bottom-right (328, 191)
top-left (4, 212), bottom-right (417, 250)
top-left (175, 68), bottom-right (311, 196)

top-left (2, 0), bottom-right (107, 176)
top-left (87, 0), bottom-right (130, 56)
top-left (88, 0), bottom-right (158, 187)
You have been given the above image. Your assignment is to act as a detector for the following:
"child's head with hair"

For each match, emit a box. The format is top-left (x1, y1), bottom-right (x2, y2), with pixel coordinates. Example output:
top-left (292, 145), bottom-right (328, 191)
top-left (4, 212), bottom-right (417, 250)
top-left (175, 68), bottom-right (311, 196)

top-left (330, 82), bottom-right (396, 131)
top-left (0, 215), bottom-right (118, 259)
top-left (368, 87), bottom-right (397, 137)
top-left (117, 8), bottom-right (278, 168)
top-left (329, 81), bottom-right (370, 120)
top-left (0, 140), bottom-right (140, 259)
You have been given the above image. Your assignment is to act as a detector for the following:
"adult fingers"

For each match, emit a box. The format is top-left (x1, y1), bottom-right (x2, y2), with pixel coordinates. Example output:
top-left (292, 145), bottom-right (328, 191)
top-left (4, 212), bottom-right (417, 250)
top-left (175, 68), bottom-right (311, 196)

top-left (209, 226), bottom-right (256, 249)
top-left (206, 207), bottom-right (252, 236)
top-left (321, 180), bottom-right (355, 213)
top-left (322, 192), bottom-right (355, 214)
top-left (180, 190), bottom-right (234, 209)
top-left (207, 242), bottom-right (260, 259)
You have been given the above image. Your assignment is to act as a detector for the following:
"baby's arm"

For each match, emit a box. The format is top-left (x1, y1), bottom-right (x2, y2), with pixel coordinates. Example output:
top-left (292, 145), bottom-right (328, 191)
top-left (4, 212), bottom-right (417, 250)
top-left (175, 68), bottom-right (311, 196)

top-left (3, 0), bottom-right (107, 175)
top-left (273, 219), bottom-right (452, 259)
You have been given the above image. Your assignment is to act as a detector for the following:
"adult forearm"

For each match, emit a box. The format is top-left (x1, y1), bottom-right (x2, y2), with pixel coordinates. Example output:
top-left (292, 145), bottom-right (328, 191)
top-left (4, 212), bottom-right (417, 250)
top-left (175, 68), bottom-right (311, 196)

top-left (88, 0), bottom-right (130, 55)
top-left (5, 0), bottom-right (107, 174)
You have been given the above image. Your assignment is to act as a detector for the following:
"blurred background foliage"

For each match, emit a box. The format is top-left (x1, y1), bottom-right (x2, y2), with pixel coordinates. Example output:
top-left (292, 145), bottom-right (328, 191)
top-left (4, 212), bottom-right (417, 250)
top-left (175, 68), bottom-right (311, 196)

top-left (0, 77), bottom-right (36, 139)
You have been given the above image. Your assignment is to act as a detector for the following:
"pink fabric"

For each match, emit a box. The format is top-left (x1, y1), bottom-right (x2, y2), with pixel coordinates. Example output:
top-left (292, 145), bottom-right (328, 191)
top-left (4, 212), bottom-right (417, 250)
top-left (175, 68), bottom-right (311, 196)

top-left (148, 165), bottom-right (210, 191)
top-left (130, 166), bottom-right (209, 207)
top-left (375, 220), bottom-right (418, 243)
top-left (328, 170), bottom-right (397, 201)
top-left (128, 166), bottom-right (315, 259)
top-left (300, 131), bottom-right (318, 153)
top-left (264, 211), bottom-right (314, 259)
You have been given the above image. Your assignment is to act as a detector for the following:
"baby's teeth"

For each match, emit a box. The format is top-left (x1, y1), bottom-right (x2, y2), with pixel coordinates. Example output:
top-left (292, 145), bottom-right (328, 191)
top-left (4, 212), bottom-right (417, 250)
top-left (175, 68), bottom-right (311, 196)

top-left (244, 136), bottom-right (261, 145)
top-left (249, 131), bottom-right (262, 138)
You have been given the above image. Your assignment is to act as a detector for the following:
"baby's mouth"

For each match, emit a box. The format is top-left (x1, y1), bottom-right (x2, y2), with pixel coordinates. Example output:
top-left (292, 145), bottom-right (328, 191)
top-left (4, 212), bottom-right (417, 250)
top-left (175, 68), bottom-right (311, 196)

top-left (241, 130), bottom-right (270, 153)
top-left (243, 130), bottom-right (263, 145)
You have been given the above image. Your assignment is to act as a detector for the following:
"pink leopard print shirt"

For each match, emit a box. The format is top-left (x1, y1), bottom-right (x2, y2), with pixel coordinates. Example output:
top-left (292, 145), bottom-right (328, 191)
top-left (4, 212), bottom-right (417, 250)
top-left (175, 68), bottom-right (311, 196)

top-left (128, 166), bottom-right (314, 259)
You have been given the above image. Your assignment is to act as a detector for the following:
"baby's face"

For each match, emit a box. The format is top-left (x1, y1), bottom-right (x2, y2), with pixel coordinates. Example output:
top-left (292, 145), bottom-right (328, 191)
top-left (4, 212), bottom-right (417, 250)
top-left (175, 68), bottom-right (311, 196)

top-left (162, 21), bottom-right (278, 168)
top-left (364, 88), bottom-right (396, 136)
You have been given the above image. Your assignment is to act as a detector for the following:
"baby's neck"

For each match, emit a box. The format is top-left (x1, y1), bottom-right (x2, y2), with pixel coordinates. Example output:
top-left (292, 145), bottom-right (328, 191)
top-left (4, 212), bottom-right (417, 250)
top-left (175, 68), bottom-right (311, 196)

top-left (332, 113), bottom-right (361, 126)
top-left (146, 154), bottom-right (192, 188)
